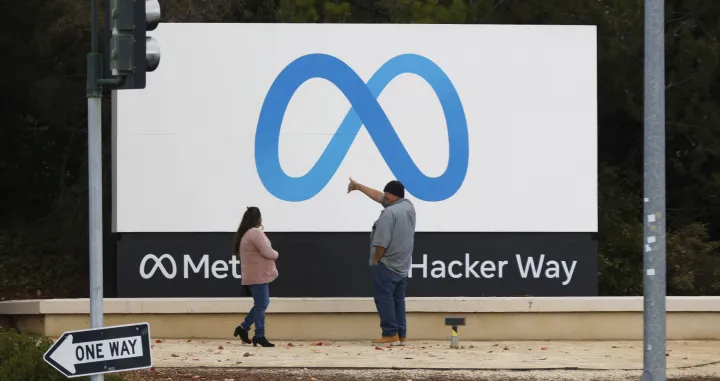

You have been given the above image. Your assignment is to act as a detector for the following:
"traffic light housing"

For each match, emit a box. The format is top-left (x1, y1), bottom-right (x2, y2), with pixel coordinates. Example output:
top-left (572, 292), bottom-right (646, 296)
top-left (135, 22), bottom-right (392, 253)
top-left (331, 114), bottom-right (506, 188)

top-left (107, 0), bottom-right (161, 90)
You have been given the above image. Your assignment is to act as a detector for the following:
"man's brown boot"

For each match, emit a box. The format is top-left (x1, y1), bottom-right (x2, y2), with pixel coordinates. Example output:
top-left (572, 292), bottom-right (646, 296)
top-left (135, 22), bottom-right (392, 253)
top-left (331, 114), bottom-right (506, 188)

top-left (372, 334), bottom-right (401, 346)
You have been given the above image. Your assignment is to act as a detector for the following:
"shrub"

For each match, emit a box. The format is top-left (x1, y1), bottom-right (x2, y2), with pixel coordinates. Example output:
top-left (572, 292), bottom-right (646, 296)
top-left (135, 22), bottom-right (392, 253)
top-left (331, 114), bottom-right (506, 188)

top-left (0, 329), bottom-right (124, 381)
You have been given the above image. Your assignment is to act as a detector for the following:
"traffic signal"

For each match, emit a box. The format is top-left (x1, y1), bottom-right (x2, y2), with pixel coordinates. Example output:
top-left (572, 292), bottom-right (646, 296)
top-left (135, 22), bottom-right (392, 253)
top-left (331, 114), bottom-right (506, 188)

top-left (107, 0), bottom-right (161, 90)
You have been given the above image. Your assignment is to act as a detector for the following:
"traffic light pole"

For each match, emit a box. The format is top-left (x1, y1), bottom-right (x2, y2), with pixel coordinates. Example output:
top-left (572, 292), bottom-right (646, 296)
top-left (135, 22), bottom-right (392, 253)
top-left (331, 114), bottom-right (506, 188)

top-left (87, 0), bottom-right (103, 379)
top-left (87, 1), bottom-right (120, 380)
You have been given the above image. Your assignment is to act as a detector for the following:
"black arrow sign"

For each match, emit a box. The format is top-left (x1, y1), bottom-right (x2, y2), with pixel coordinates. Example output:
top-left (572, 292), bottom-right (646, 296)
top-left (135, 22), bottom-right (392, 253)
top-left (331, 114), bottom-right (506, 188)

top-left (43, 322), bottom-right (153, 378)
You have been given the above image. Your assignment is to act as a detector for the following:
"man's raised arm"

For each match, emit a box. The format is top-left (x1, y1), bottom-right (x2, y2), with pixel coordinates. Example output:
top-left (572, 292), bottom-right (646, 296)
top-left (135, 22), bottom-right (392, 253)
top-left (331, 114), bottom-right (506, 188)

top-left (347, 177), bottom-right (383, 204)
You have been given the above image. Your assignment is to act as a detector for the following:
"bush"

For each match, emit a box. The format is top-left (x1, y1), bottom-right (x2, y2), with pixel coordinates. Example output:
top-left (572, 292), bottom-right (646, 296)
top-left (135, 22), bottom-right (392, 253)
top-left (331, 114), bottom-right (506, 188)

top-left (0, 329), bottom-right (124, 381)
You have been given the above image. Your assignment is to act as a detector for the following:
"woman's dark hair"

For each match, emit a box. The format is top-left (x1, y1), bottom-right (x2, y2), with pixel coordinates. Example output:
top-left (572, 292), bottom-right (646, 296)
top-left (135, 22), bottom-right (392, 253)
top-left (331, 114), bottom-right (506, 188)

top-left (232, 206), bottom-right (262, 255)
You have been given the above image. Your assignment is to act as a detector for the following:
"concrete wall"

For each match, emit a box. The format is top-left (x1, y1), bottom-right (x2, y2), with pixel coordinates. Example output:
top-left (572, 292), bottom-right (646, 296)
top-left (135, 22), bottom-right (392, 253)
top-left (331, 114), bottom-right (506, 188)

top-left (2, 297), bottom-right (719, 340)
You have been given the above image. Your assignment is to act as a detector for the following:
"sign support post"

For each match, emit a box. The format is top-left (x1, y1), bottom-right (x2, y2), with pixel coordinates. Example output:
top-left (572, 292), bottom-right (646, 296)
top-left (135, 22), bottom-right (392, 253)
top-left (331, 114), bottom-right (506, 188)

top-left (642, 0), bottom-right (667, 380)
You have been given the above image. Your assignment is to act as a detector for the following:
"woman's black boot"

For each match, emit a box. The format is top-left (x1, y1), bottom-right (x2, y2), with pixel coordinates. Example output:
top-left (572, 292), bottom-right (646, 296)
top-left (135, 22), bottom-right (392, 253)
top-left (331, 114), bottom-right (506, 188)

top-left (233, 325), bottom-right (251, 344)
top-left (252, 336), bottom-right (275, 347)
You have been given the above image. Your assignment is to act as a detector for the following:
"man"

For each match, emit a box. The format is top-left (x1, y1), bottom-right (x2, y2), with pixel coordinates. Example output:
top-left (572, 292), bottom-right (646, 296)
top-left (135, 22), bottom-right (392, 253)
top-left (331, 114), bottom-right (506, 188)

top-left (347, 177), bottom-right (416, 346)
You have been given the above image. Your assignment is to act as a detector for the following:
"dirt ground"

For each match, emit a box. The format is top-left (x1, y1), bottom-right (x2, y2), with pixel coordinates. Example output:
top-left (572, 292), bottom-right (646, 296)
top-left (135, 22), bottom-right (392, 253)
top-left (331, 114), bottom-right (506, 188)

top-left (113, 339), bottom-right (720, 380)
top-left (120, 367), bottom-right (720, 381)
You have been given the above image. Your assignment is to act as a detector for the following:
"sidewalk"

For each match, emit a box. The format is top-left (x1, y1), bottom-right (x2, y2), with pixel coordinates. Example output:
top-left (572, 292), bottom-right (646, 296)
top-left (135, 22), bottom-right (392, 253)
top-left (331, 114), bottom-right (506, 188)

top-left (147, 339), bottom-right (720, 370)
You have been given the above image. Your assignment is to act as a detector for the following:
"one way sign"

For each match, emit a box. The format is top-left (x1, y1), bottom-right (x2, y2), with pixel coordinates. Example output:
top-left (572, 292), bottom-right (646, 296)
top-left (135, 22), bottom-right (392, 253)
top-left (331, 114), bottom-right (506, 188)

top-left (43, 322), bottom-right (153, 378)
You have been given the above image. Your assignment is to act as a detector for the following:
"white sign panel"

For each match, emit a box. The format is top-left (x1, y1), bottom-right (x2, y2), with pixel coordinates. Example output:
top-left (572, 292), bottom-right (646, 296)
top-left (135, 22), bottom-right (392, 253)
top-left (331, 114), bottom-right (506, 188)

top-left (113, 23), bottom-right (597, 233)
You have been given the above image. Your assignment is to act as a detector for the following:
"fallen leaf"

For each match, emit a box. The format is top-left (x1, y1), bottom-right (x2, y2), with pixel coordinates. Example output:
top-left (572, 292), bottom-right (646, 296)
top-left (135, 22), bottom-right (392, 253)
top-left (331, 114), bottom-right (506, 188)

top-left (171, 354), bottom-right (179, 357)
top-left (611, 345), bottom-right (619, 348)
top-left (187, 339), bottom-right (192, 342)
top-left (541, 347), bottom-right (548, 350)
top-left (492, 344), bottom-right (499, 347)
top-left (218, 345), bottom-right (224, 350)
top-left (243, 352), bottom-right (253, 357)
top-left (287, 343), bottom-right (295, 347)
top-left (469, 345), bottom-right (475, 348)
top-left (666, 353), bottom-right (670, 357)
top-left (404, 357), bottom-right (413, 359)
top-left (487, 351), bottom-right (493, 353)
top-left (375, 346), bottom-right (384, 351)
top-left (503, 346), bottom-right (510, 351)
top-left (155, 339), bottom-right (163, 344)
top-left (236, 361), bottom-right (243, 364)
top-left (193, 358), bottom-right (199, 361)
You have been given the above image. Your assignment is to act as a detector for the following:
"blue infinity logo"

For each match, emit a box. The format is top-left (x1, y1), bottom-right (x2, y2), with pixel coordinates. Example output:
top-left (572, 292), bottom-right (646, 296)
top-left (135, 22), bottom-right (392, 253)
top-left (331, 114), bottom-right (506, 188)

top-left (255, 53), bottom-right (469, 202)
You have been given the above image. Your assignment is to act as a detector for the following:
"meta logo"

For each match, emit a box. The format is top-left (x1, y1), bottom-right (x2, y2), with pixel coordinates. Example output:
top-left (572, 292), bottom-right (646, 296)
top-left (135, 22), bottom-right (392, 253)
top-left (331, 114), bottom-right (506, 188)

top-left (255, 53), bottom-right (470, 202)
top-left (139, 253), bottom-right (241, 280)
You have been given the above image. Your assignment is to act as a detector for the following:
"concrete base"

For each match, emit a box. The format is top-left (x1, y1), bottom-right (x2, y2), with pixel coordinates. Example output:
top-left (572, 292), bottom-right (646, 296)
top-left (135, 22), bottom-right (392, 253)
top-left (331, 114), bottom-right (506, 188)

top-left (2, 297), bottom-right (719, 340)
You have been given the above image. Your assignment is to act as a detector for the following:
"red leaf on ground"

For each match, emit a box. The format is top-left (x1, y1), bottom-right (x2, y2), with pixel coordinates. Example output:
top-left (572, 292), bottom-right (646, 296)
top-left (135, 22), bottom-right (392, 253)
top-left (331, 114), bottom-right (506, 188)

top-left (375, 346), bottom-right (384, 350)
top-left (218, 345), bottom-right (224, 350)
top-left (541, 347), bottom-right (548, 350)
top-left (187, 339), bottom-right (192, 342)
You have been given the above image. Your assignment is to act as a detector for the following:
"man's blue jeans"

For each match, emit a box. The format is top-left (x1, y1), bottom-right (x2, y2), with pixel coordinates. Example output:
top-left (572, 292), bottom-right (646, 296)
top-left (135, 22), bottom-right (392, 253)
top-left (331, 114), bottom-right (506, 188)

top-left (372, 262), bottom-right (407, 338)
top-left (240, 283), bottom-right (270, 337)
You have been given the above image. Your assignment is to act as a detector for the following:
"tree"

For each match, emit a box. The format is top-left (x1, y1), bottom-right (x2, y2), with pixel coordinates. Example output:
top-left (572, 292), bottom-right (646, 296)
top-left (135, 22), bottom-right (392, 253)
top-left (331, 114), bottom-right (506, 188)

top-left (1, 0), bottom-right (719, 299)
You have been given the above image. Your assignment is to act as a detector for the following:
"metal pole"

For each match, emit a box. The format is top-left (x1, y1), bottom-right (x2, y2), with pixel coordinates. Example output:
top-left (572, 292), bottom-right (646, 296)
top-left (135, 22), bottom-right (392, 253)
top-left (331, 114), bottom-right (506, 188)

top-left (642, 0), bottom-right (666, 379)
top-left (88, 0), bottom-right (104, 380)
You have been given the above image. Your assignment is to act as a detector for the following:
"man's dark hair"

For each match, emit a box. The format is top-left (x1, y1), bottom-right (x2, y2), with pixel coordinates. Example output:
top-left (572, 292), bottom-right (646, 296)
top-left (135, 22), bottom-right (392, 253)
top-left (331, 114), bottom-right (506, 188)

top-left (383, 180), bottom-right (405, 198)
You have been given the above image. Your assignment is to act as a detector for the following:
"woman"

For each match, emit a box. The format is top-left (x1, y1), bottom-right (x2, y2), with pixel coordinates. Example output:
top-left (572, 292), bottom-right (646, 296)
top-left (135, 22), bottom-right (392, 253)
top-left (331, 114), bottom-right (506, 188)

top-left (232, 206), bottom-right (278, 347)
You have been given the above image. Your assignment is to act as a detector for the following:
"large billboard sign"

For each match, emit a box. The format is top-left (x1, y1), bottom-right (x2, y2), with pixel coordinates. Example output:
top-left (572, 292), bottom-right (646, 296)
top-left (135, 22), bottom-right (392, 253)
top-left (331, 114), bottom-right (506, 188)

top-left (113, 23), bottom-right (598, 297)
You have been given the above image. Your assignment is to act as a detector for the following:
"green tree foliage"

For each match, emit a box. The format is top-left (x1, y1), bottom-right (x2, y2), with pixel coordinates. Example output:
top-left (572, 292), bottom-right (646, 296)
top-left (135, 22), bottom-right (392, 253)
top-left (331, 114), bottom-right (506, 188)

top-left (1, 0), bottom-right (719, 298)
top-left (0, 329), bottom-right (124, 381)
